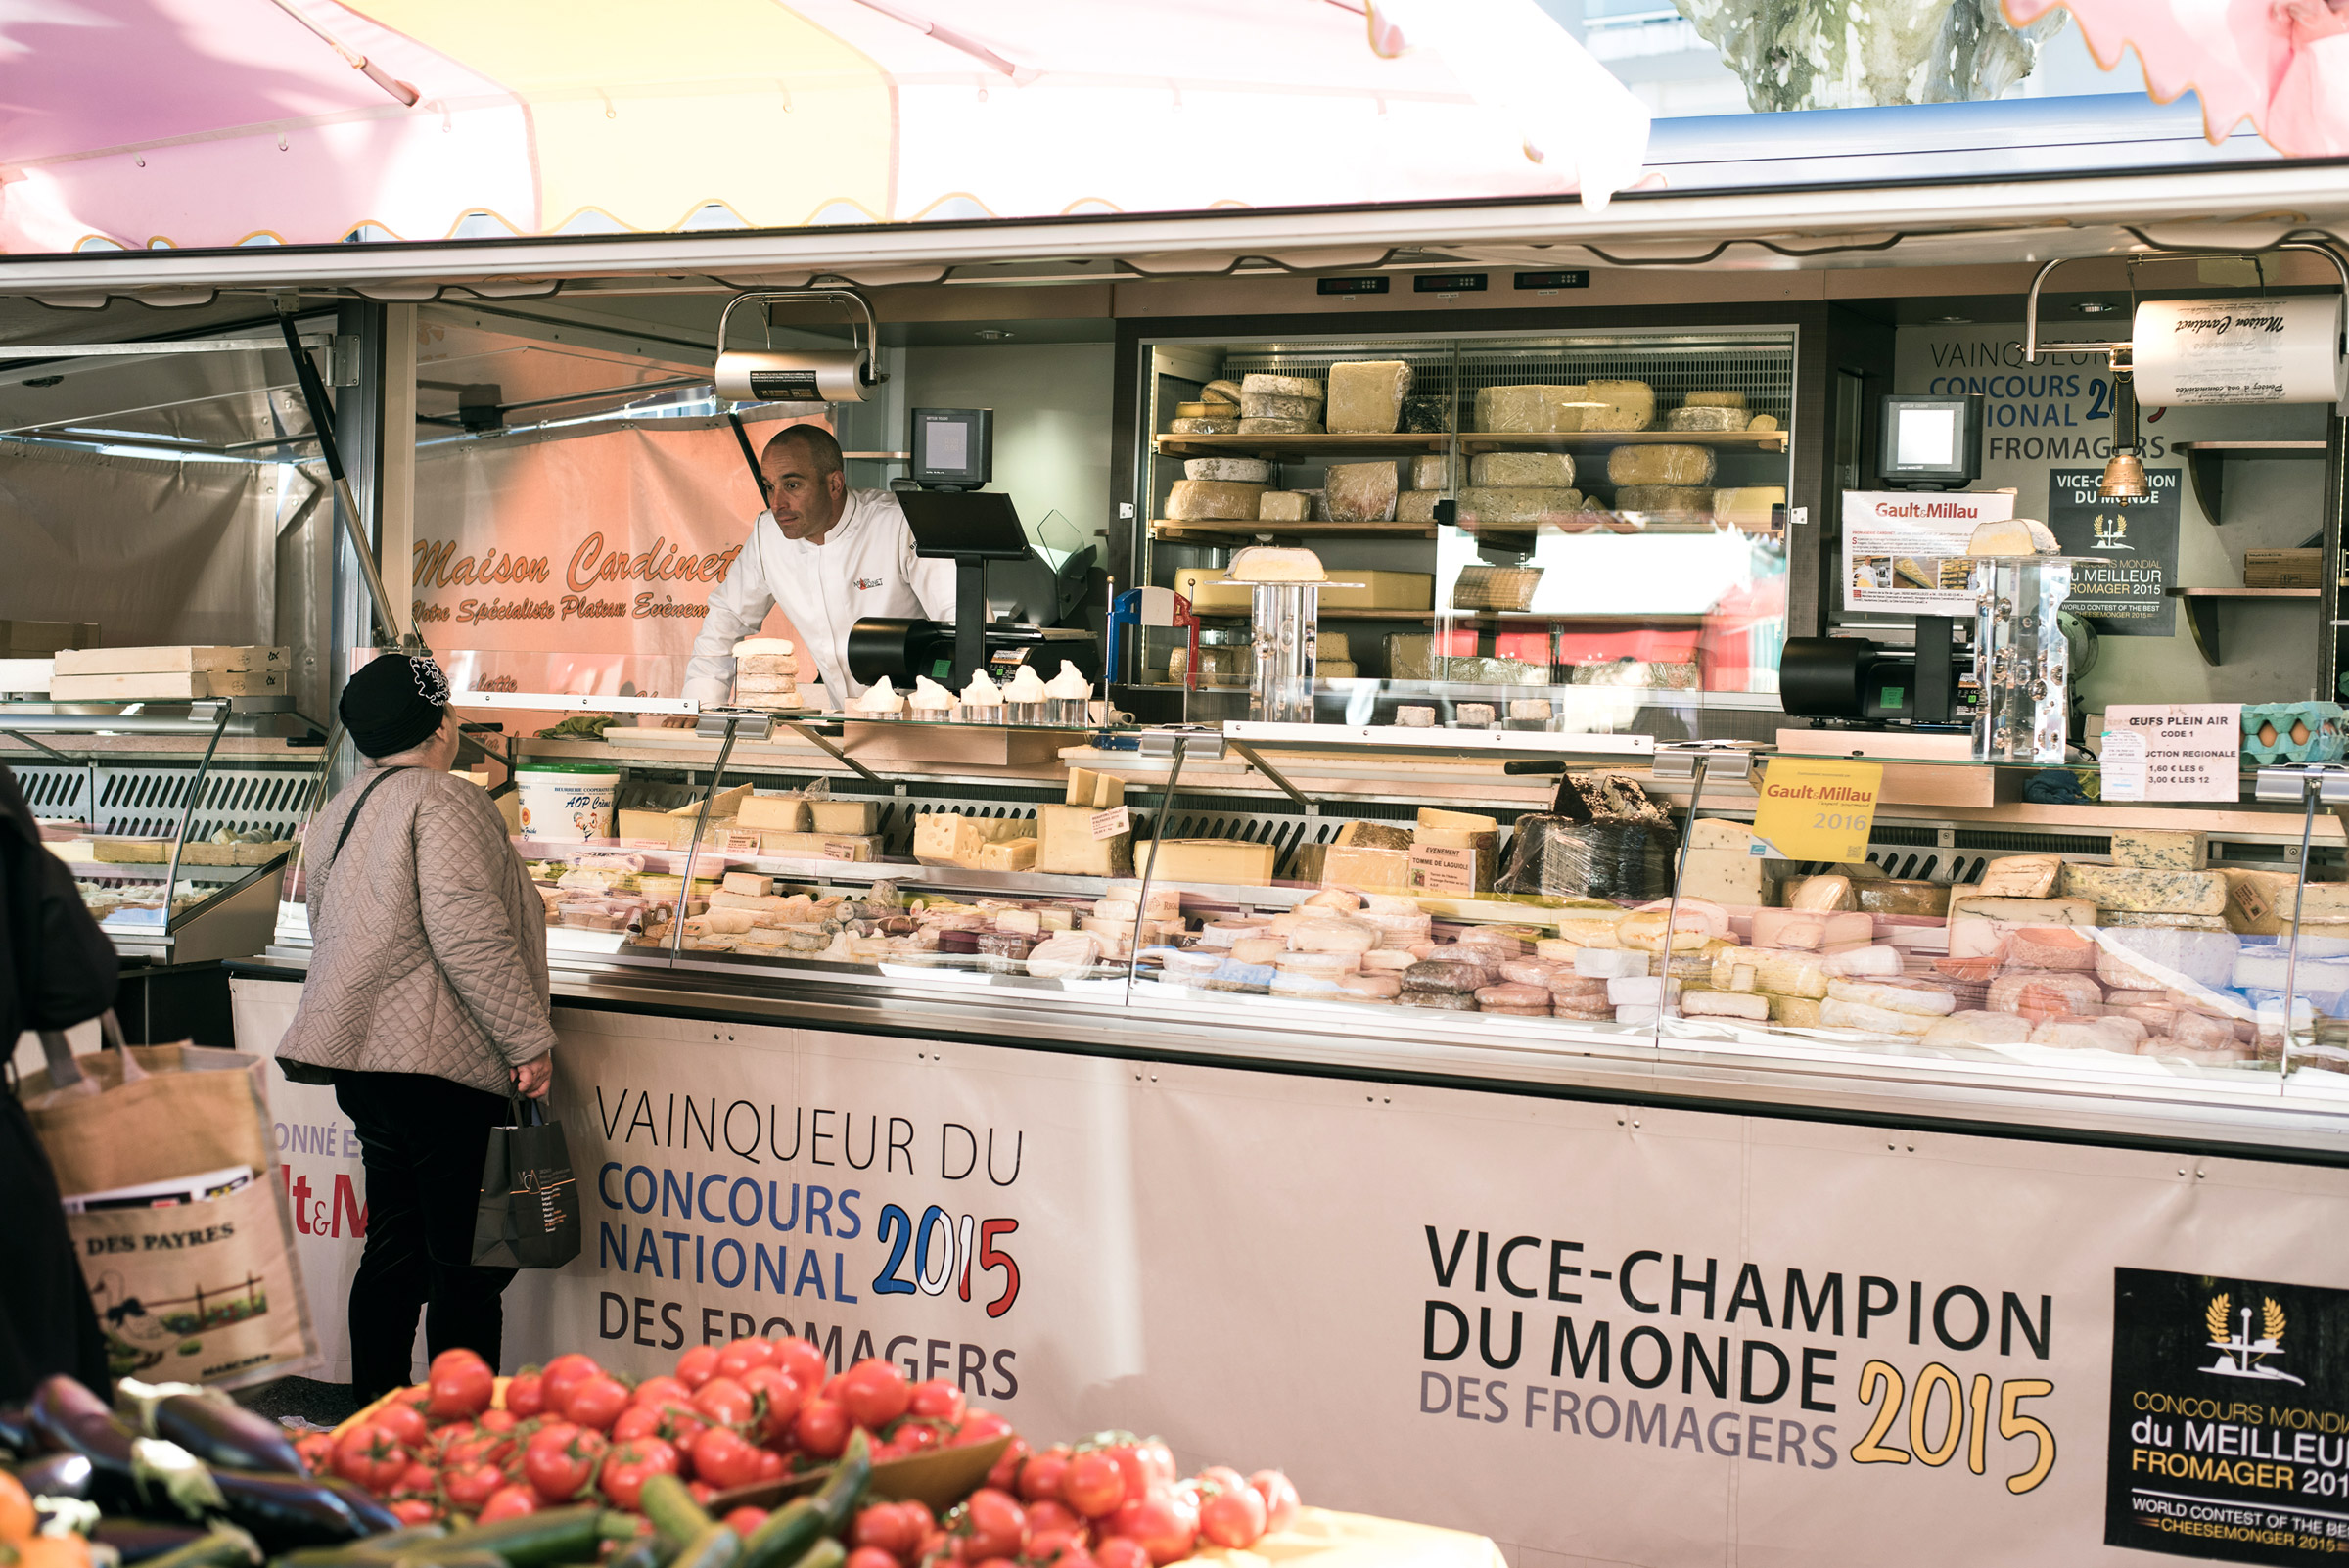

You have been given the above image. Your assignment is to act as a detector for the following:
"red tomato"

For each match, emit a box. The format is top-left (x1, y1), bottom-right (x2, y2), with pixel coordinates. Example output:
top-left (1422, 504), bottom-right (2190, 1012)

top-left (523, 1423), bottom-right (607, 1504)
top-left (563, 1374), bottom-right (632, 1434)
top-left (692, 1377), bottom-right (753, 1430)
top-left (1026, 1500), bottom-right (1080, 1538)
top-left (723, 1507), bottom-right (771, 1538)
top-left (1247, 1472), bottom-right (1299, 1535)
top-left (773, 1338), bottom-right (829, 1392)
top-left (600, 1438), bottom-right (682, 1510)
top-left (1059, 1453), bottom-right (1125, 1519)
top-left (1026, 1532), bottom-right (1083, 1565)
top-left (835, 1360), bottom-right (911, 1430)
top-left (673, 1345), bottom-right (721, 1390)
top-left (853, 1502), bottom-right (922, 1558)
top-left (757, 1449), bottom-right (784, 1481)
top-left (445, 1462), bottom-right (505, 1512)
top-left (1018, 1449), bottom-right (1071, 1503)
top-left (428, 1349), bottom-right (496, 1420)
top-left (959, 1411), bottom-right (1016, 1449)
top-left (1107, 1490), bottom-right (1197, 1567)
top-left (983, 1435), bottom-right (1030, 1491)
top-left (294, 1431), bottom-right (335, 1476)
top-left (715, 1340), bottom-right (775, 1381)
top-left (687, 1481), bottom-right (719, 1507)
top-left (615, 1401), bottom-right (708, 1452)
top-left (847, 1549), bottom-right (901, 1568)
top-left (1198, 1484), bottom-right (1266, 1549)
top-left (503, 1374), bottom-right (545, 1419)
top-left (897, 1425), bottom-right (941, 1455)
top-left (792, 1400), bottom-right (850, 1460)
top-left (1093, 1540), bottom-right (1150, 1568)
top-left (390, 1499), bottom-right (438, 1526)
top-left (479, 1408), bottom-right (518, 1435)
top-left (971, 1558), bottom-right (1021, 1568)
top-left (953, 1489), bottom-right (1027, 1564)
top-left (915, 1531), bottom-right (948, 1567)
top-left (394, 1461), bottom-right (438, 1497)
top-left (371, 1402), bottom-right (429, 1451)
top-left (689, 1426), bottom-right (764, 1491)
top-left (330, 1424), bottom-right (409, 1495)
top-left (1195, 1468), bottom-right (1248, 1499)
top-left (632, 1376), bottom-right (693, 1410)
top-left (740, 1366), bottom-right (806, 1443)
top-left (479, 1485), bottom-right (539, 1523)
top-left (538, 1353), bottom-right (603, 1415)
top-left (907, 1381), bottom-right (966, 1425)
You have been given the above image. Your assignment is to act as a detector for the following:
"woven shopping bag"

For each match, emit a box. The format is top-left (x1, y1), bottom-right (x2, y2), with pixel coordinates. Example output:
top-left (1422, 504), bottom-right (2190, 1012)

top-left (471, 1095), bottom-right (580, 1268)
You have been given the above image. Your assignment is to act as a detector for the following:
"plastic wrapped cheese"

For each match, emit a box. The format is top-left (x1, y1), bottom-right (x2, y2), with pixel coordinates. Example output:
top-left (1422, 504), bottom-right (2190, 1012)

top-left (1820, 997), bottom-right (1941, 1037)
top-left (1612, 485), bottom-right (1713, 519)
top-left (1986, 970), bottom-right (2104, 1017)
top-left (2032, 1017), bottom-right (2141, 1050)
top-left (1165, 480), bottom-right (1267, 520)
top-left (1204, 379), bottom-right (1245, 405)
top-left (1238, 418), bottom-right (1323, 435)
top-left (1455, 487), bottom-right (1588, 526)
top-left (1665, 405), bottom-right (1748, 432)
top-left (1185, 457), bottom-right (1271, 484)
top-left (1325, 361), bottom-right (1412, 434)
top-left (1468, 451), bottom-right (1576, 487)
top-left (1857, 881), bottom-right (1949, 916)
top-left (1397, 491), bottom-right (1444, 524)
top-left (1606, 444), bottom-right (1718, 486)
top-left (2002, 926), bottom-right (2099, 971)
top-left (1473, 385), bottom-right (1588, 434)
top-left (1581, 380), bottom-right (1656, 432)
top-left (2095, 927), bottom-right (2240, 991)
top-left (1241, 392), bottom-right (1324, 422)
top-left (1920, 1010), bottom-right (2032, 1047)
top-left (1324, 462), bottom-right (1401, 524)
top-left (1826, 978), bottom-right (1957, 1016)
top-left (1410, 455), bottom-right (1451, 490)
top-left (1242, 372), bottom-right (1322, 399)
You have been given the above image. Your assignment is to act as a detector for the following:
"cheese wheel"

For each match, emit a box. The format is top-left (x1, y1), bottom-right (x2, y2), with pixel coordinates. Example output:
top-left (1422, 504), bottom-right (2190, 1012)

top-left (1165, 479), bottom-right (1268, 521)
top-left (1204, 379), bottom-right (1245, 405)
top-left (1241, 372), bottom-right (1323, 400)
top-left (1403, 992), bottom-right (1478, 1011)
top-left (1819, 997), bottom-right (1940, 1037)
top-left (1683, 391), bottom-right (1747, 408)
top-left (1476, 983), bottom-right (1552, 1011)
top-left (1665, 405), bottom-right (1748, 432)
top-left (1581, 380), bottom-right (1655, 432)
top-left (1359, 947), bottom-right (1419, 972)
top-left (1024, 934), bottom-right (1102, 978)
top-left (1607, 444), bottom-right (1718, 486)
top-left (1241, 391), bottom-right (1323, 422)
top-left (1229, 938), bottom-right (1287, 966)
top-left (1171, 417), bottom-right (1239, 435)
top-left (1337, 972), bottom-right (1403, 1000)
top-left (1237, 418), bottom-right (1323, 435)
top-left (2031, 1017), bottom-right (2141, 1051)
top-left (1987, 971), bottom-right (2104, 1017)
top-left (1294, 919), bottom-right (1379, 954)
top-left (1456, 486), bottom-right (1587, 526)
top-left (1469, 451), bottom-right (1576, 488)
top-left (1185, 457), bottom-right (1271, 484)
top-left (1403, 959), bottom-right (1498, 993)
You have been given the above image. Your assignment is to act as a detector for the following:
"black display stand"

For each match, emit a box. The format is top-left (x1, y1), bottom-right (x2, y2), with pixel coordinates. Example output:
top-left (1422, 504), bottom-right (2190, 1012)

top-left (897, 490), bottom-right (1033, 689)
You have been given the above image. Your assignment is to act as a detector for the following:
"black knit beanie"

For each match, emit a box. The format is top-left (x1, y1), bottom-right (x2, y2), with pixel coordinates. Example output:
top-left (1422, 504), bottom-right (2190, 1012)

top-left (341, 655), bottom-right (449, 759)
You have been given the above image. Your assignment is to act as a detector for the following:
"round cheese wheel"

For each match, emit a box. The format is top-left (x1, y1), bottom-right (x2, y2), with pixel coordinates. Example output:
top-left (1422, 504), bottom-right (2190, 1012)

top-left (1402, 992), bottom-right (1477, 1011)
top-left (1476, 983), bottom-right (1551, 1010)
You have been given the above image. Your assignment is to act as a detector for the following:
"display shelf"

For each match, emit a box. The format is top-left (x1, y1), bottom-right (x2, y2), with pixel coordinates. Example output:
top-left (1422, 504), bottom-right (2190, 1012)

top-left (1149, 519), bottom-right (1438, 543)
top-left (1151, 433), bottom-right (1451, 459)
top-left (2172, 440), bottom-right (2326, 525)
top-left (1458, 430), bottom-right (1789, 455)
top-left (2167, 586), bottom-right (2321, 666)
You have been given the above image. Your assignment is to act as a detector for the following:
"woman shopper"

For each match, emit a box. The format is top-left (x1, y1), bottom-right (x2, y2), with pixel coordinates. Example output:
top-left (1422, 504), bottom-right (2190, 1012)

top-left (277, 654), bottom-right (555, 1402)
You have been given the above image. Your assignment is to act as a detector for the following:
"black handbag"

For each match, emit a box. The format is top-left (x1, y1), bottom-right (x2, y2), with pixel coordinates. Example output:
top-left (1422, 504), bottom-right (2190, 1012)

top-left (471, 1093), bottom-right (580, 1269)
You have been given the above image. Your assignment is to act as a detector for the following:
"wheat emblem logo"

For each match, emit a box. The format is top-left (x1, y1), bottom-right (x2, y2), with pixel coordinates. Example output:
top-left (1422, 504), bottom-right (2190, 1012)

top-left (2200, 1291), bottom-right (2305, 1384)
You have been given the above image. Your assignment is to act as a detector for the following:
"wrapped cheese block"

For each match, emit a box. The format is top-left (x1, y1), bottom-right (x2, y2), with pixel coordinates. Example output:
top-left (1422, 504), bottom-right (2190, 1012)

top-left (1171, 417), bottom-right (1238, 435)
top-left (2234, 946), bottom-right (2349, 995)
top-left (1325, 462), bottom-right (1401, 523)
top-left (1476, 982), bottom-right (1552, 1013)
top-left (1204, 379), bottom-right (1245, 405)
top-left (1402, 395), bottom-right (1449, 433)
top-left (1397, 491), bottom-right (1444, 525)
top-left (1165, 480), bottom-right (1267, 520)
top-left (1618, 898), bottom-right (1730, 952)
top-left (1259, 491), bottom-right (1312, 522)
top-left (2003, 926), bottom-right (2099, 970)
top-left (1241, 392), bottom-right (1324, 422)
top-left (1242, 372), bottom-right (1322, 399)
top-left (1606, 444), bottom-right (1718, 486)
top-left (1769, 994), bottom-right (1826, 1027)
top-left (1185, 457), bottom-right (1271, 484)
top-left (1827, 978), bottom-right (1957, 1016)
top-left (1238, 418), bottom-right (1324, 435)
top-left (1336, 972), bottom-right (1404, 1001)
top-left (1819, 997), bottom-right (1940, 1036)
top-left (2168, 1010), bottom-right (2242, 1054)
top-left (1581, 380), bottom-right (1656, 432)
top-left (1501, 958), bottom-right (1563, 986)
top-left (1325, 361), bottom-right (1412, 434)
top-left (1857, 880), bottom-right (1949, 916)
top-left (1921, 1010), bottom-right (2033, 1047)
top-left (1977, 854), bottom-right (2061, 898)
top-left (2058, 863), bottom-right (2228, 917)
top-left (1456, 487), bottom-right (1588, 526)
top-left (1682, 989), bottom-right (1769, 1020)
top-left (1410, 455), bottom-right (1451, 490)
top-left (1404, 992), bottom-right (1478, 1011)
top-left (1685, 391), bottom-right (1747, 408)
top-left (1986, 971), bottom-right (2104, 1017)
top-left (1473, 384), bottom-right (1588, 434)
top-left (1613, 486), bottom-right (1714, 519)
top-left (1469, 451), bottom-right (1576, 487)
top-left (2095, 927), bottom-right (2240, 992)
top-left (2032, 1017), bottom-right (2141, 1051)
top-left (1665, 405), bottom-right (1748, 432)
top-left (1403, 959), bottom-right (1499, 993)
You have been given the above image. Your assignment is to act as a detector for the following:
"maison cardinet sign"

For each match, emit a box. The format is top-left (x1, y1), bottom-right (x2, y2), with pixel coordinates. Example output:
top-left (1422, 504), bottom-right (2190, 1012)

top-left (409, 534), bottom-right (744, 629)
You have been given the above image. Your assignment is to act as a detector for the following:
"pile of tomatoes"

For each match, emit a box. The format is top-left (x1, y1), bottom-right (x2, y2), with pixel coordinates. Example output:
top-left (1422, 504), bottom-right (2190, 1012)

top-left (858, 1436), bottom-right (1299, 1568)
top-left (295, 1339), bottom-right (1011, 1527)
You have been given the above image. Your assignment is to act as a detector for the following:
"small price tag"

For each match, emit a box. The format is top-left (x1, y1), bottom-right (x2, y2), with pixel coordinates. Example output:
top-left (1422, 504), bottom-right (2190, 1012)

top-left (2098, 730), bottom-right (2147, 802)
top-left (822, 841), bottom-right (857, 861)
top-left (1408, 844), bottom-right (1480, 894)
top-left (2234, 874), bottom-right (2273, 925)
top-left (1091, 806), bottom-right (1131, 840)
top-left (1752, 758), bottom-right (1883, 862)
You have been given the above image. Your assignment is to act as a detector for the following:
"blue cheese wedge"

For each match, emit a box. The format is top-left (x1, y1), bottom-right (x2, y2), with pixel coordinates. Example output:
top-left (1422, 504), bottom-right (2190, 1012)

top-left (2057, 863), bottom-right (2228, 916)
top-left (2109, 828), bottom-right (2205, 870)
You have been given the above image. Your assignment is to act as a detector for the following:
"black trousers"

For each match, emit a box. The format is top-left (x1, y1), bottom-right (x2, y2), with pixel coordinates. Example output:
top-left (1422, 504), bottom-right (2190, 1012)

top-left (0, 1090), bottom-right (110, 1402)
top-left (334, 1071), bottom-right (516, 1402)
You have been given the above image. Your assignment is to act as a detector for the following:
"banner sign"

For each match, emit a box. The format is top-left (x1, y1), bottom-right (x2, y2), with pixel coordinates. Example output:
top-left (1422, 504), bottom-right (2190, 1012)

top-left (231, 982), bottom-right (2349, 1568)
top-left (2048, 468), bottom-right (2181, 637)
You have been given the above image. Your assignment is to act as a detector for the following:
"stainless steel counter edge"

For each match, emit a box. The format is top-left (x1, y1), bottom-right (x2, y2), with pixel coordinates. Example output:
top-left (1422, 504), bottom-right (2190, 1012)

top-left (232, 953), bottom-right (2349, 1166)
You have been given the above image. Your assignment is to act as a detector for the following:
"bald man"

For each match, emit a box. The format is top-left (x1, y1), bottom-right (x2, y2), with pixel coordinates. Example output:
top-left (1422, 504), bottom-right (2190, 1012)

top-left (685, 426), bottom-right (956, 712)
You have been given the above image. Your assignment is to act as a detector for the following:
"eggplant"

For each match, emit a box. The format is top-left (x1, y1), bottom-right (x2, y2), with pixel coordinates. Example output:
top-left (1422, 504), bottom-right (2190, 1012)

top-left (209, 1467), bottom-right (402, 1551)
top-left (7, 1452), bottom-right (94, 1499)
top-left (144, 1392), bottom-right (305, 1478)
top-left (92, 1520), bottom-right (212, 1564)
top-left (0, 1402), bottom-right (36, 1456)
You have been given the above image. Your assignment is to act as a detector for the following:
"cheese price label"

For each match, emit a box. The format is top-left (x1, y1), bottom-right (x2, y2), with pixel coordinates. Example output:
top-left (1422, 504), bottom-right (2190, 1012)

top-left (1090, 805), bottom-right (1132, 841)
top-left (1752, 758), bottom-right (1884, 863)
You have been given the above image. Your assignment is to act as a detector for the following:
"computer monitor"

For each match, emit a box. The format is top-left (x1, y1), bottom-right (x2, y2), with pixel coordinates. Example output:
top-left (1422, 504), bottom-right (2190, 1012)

top-left (1878, 393), bottom-right (1983, 489)
top-left (911, 407), bottom-right (992, 489)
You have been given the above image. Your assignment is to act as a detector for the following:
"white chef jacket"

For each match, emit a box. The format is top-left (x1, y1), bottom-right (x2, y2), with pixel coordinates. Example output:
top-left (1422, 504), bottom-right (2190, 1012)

top-left (684, 489), bottom-right (957, 711)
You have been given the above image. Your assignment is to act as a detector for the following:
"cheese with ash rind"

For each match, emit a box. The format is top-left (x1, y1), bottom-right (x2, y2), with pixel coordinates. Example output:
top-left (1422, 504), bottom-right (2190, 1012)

top-left (1241, 372), bottom-right (1322, 400)
top-left (1922, 1010), bottom-right (2032, 1047)
top-left (1171, 417), bottom-right (1238, 435)
top-left (1325, 361), bottom-right (1413, 435)
top-left (2111, 827), bottom-right (2206, 870)
top-left (1473, 384), bottom-right (1588, 434)
top-left (1607, 444), bottom-right (1718, 486)
top-left (1397, 491), bottom-right (1444, 524)
top-left (1237, 418), bottom-right (1323, 436)
top-left (1857, 880), bottom-right (1949, 916)
top-left (1185, 457), bottom-right (1271, 484)
top-left (1259, 491), bottom-right (1312, 523)
top-left (1665, 406), bottom-right (1749, 432)
top-left (1410, 455), bottom-right (1451, 491)
top-left (1819, 997), bottom-right (1939, 1036)
top-left (1241, 392), bottom-right (1324, 422)
top-left (1456, 487), bottom-right (1587, 525)
top-left (1325, 462), bottom-right (1402, 524)
top-left (2058, 863), bottom-right (2228, 916)
top-left (1977, 854), bottom-right (2062, 898)
top-left (1582, 380), bottom-right (1656, 432)
top-left (1165, 480), bottom-right (1267, 521)
top-left (1684, 391), bottom-right (1747, 408)
top-left (1611, 485), bottom-right (1713, 519)
top-left (1469, 451), bottom-right (1576, 488)
top-left (1948, 895), bottom-right (2097, 927)
top-left (1402, 396), bottom-right (1449, 433)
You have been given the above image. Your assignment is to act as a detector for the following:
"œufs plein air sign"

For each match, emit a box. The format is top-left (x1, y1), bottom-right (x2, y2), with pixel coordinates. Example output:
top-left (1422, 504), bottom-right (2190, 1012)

top-left (1752, 760), bottom-right (1885, 863)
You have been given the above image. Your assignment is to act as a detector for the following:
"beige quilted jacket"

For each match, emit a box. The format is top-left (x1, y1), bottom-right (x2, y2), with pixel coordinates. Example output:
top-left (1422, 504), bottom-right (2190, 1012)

top-left (279, 764), bottom-right (555, 1095)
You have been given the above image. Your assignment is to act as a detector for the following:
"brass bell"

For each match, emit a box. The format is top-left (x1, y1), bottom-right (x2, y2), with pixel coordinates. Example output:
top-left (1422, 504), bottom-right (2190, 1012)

top-left (2099, 450), bottom-right (2148, 500)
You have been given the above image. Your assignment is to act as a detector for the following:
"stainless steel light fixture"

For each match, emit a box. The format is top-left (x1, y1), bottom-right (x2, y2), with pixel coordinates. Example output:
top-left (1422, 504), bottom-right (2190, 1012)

top-left (712, 290), bottom-right (886, 403)
top-left (2098, 347), bottom-right (2147, 500)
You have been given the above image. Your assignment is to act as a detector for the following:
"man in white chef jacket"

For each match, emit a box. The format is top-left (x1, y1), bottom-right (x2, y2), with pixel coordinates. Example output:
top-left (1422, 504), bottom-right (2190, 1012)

top-left (683, 425), bottom-right (956, 712)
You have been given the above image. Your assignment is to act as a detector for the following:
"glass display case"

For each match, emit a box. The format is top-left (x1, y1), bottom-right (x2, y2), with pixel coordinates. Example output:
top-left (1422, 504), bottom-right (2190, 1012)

top-left (1131, 329), bottom-right (1795, 742)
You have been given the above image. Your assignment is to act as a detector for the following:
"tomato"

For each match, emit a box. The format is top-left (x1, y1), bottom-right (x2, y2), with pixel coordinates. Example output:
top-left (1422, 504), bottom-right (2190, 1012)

top-left (390, 1499), bottom-right (438, 1526)
top-left (479, 1484), bottom-right (539, 1523)
top-left (394, 1461), bottom-right (438, 1497)
top-left (1017, 1448), bottom-right (1071, 1503)
top-left (896, 1424), bottom-right (941, 1455)
top-left (1026, 1499), bottom-right (1079, 1538)
top-left (773, 1337), bottom-right (829, 1392)
top-left (0, 1471), bottom-right (35, 1545)
top-left (615, 1400), bottom-right (707, 1453)
top-left (1107, 1489), bottom-right (1196, 1566)
top-left (1198, 1484), bottom-right (1266, 1549)
top-left (914, 1531), bottom-right (948, 1568)
top-left (1059, 1452), bottom-right (1124, 1519)
top-left (673, 1345), bottom-right (721, 1390)
top-left (853, 1502), bottom-right (922, 1559)
top-left (715, 1339), bottom-right (776, 1380)
top-left (1248, 1472), bottom-right (1299, 1534)
top-left (539, 1353), bottom-right (603, 1414)
top-left (952, 1489), bottom-right (1027, 1564)
top-left (632, 1376), bottom-right (693, 1410)
top-left (294, 1431), bottom-right (336, 1477)
top-left (563, 1374), bottom-right (632, 1434)
top-left (958, 1411), bottom-right (1015, 1449)
top-left (1091, 1544), bottom-right (1149, 1568)
top-left (428, 1349), bottom-right (496, 1419)
top-left (1026, 1532), bottom-right (1084, 1565)
top-left (504, 1374), bottom-right (546, 1419)
top-left (792, 1399), bottom-right (850, 1459)
top-left (687, 1481), bottom-right (719, 1507)
top-left (848, 1549), bottom-right (902, 1568)
top-left (907, 1380), bottom-right (965, 1425)
top-left (984, 1435), bottom-right (1030, 1492)
top-left (971, 1558), bottom-right (1021, 1568)
top-left (741, 1365), bottom-right (806, 1442)
top-left (445, 1461), bottom-right (506, 1512)
top-left (724, 1507), bottom-right (771, 1537)
top-left (372, 1401), bottom-right (429, 1451)
top-left (331, 1423), bottom-right (410, 1495)
top-left (690, 1426), bottom-right (764, 1491)
top-left (692, 1377), bottom-right (753, 1429)
top-left (835, 1360), bottom-right (911, 1430)
top-left (600, 1438), bottom-right (682, 1510)
top-left (523, 1423), bottom-right (607, 1504)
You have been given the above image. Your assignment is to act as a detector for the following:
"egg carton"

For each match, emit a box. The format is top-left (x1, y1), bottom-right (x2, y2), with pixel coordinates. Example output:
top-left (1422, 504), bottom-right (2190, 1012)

top-left (2241, 701), bottom-right (2347, 765)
